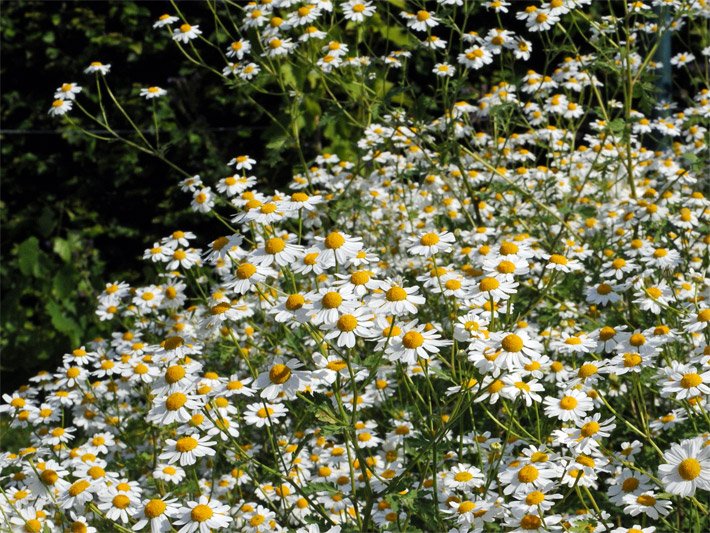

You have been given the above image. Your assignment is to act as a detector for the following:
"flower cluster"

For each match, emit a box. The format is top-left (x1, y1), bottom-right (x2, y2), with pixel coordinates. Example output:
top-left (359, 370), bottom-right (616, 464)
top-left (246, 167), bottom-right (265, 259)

top-left (18, 0), bottom-right (710, 531)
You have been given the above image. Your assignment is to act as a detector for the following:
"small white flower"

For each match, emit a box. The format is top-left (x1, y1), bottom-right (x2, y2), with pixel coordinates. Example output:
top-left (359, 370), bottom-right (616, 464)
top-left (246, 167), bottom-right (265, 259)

top-left (173, 23), bottom-right (202, 43)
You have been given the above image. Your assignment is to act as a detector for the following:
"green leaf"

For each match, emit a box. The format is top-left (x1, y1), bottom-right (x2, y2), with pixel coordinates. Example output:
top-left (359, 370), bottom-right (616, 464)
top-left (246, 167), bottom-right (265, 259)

top-left (45, 301), bottom-right (81, 345)
top-left (608, 118), bottom-right (625, 134)
top-left (52, 237), bottom-right (72, 263)
top-left (52, 266), bottom-right (75, 299)
top-left (17, 237), bottom-right (41, 277)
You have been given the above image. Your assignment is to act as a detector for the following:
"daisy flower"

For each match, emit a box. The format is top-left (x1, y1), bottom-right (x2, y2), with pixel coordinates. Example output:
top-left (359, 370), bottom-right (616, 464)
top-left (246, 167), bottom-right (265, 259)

top-left (225, 262), bottom-right (276, 294)
top-left (658, 437), bottom-right (710, 496)
top-left (684, 308), bottom-right (710, 333)
top-left (500, 461), bottom-right (558, 495)
top-left (544, 253), bottom-right (582, 272)
top-left (407, 230), bottom-right (455, 257)
top-left (307, 287), bottom-right (358, 325)
top-left (385, 320), bottom-right (452, 365)
top-left (132, 497), bottom-right (180, 533)
top-left (59, 479), bottom-right (95, 509)
top-left (342, 1), bottom-right (376, 22)
top-left (48, 99), bottom-right (72, 116)
top-left (314, 230), bottom-right (363, 264)
top-left (153, 464), bottom-right (186, 484)
top-left (432, 62), bottom-right (456, 77)
top-left (140, 86), bottom-right (167, 99)
top-left (254, 358), bottom-right (308, 400)
top-left (501, 374), bottom-right (544, 406)
top-left (250, 236), bottom-right (304, 267)
top-left (457, 45), bottom-right (494, 70)
top-left (403, 10), bottom-right (439, 32)
top-left (84, 61), bottom-right (111, 75)
top-left (243, 402), bottom-right (288, 427)
top-left (97, 488), bottom-right (140, 524)
top-left (54, 82), bottom-right (82, 100)
top-left (495, 331), bottom-right (544, 370)
top-left (228, 154), bottom-right (256, 170)
top-left (622, 491), bottom-right (673, 519)
top-left (153, 14), bottom-right (179, 28)
top-left (369, 280), bottom-right (426, 316)
top-left (585, 281), bottom-right (624, 306)
top-left (226, 39), bottom-right (251, 59)
top-left (264, 37), bottom-right (296, 57)
top-left (543, 389), bottom-right (594, 423)
top-left (148, 391), bottom-right (202, 425)
top-left (323, 306), bottom-right (376, 348)
top-left (174, 496), bottom-right (233, 532)
top-left (552, 333), bottom-right (596, 354)
top-left (670, 52), bottom-right (695, 67)
top-left (444, 463), bottom-right (484, 490)
top-left (173, 23), bottom-right (202, 43)
top-left (160, 433), bottom-right (216, 466)
top-left (472, 276), bottom-right (519, 303)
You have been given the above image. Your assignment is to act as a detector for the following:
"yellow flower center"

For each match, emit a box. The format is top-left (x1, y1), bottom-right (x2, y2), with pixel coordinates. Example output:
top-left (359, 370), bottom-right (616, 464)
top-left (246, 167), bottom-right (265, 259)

top-left (517, 465), bottom-right (539, 483)
top-left (416, 10), bottom-right (430, 21)
top-left (629, 333), bottom-right (646, 346)
top-left (303, 252), bottom-right (319, 265)
top-left (622, 477), bottom-right (639, 492)
top-left (549, 254), bottom-right (568, 265)
top-left (265, 238), bottom-right (286, 254)
top-left (337, 314), bottom-right (358, 332)
top-left (68, 479), bottom-right (90, 496)
top-left (386, 286), bottom-right (407, 301)
top-left (327, 360), bottom-right (347, 372)
top-left (402, 331), bottom-right (424, 349)
top-left (454, 471), bottom-right (473, 482)
top-left (499, 241), bottom-right (519, 255)
top-left (322, 291), bottom-right (343, 309)
top-left (191, 504), bottom-right (213, 522)
top-left (113, 494), bottom-right (131, 509)
top-left (175, 436), bottom-right (198, 452)
top-left (166, 392), bottom-right (187, 411)
top-left (269, 364), bottom-right (291, 384)
top-left (623, 353), bottom-right (642, 367)
top-left (351, 271), bottom-right (370, 285)
top-left (681, 373), bottom-right (702, 389)
top-left (525, 491), bottom-right (545, 505)
top-left (501, 334), bottom-right (523, 352)
top-left (420, 232), bottom-right (440, 246)
top-left (653, 248), bottom-right (668, 258)
top-left (636, 494), bottom-right (656, 506)
top-left (41, 470), bottom-right (59, 485)
top-left (236, 263), bottom-right (257, 279)
top-left (497, 260), bottom-right (516, 274)
top-left (458, 500), bottom-right (476, 513)
top-left (324, 232), bottom-right (345, 249)
top-left (646, 287), bottom-right (662, 299)
top-left (211, 302), bottom-right (230, 315)
top-left (165, 366), bottom-right (186, 384)
top-left (559, 396), bottom-right (578, 410)
top-left (520, 514), bottom-right (542, 529)
top-left (285, 294), bottom-right (305, 310)
top-left (144, 499), bottom-right (167, 518)
top-left (479, 277), bottom-right (500, 292)
top-left (678, 458), bottom-right (701, 480)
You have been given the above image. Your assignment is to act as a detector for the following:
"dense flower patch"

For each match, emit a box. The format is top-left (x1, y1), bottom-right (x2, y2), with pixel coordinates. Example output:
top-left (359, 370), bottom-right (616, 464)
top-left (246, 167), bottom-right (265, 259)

top-left (3, 0), bottom-right (710, 531)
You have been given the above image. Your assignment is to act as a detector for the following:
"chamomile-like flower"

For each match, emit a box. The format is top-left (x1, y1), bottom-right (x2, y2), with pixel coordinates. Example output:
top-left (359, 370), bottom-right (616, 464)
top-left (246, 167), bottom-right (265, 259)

top-left (658, 437), bottom-right (710, 496)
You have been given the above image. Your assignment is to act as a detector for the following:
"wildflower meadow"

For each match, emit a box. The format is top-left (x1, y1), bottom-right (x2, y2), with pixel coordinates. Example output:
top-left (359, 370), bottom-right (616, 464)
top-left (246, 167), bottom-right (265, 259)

top-left (2, 1), bottom-right (710, 532)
